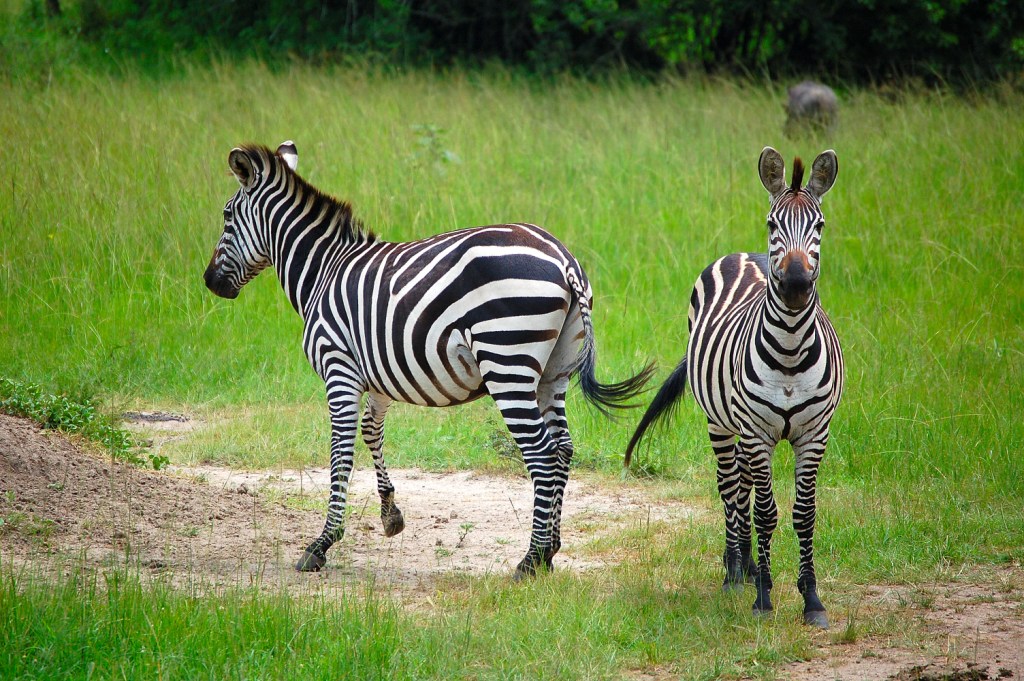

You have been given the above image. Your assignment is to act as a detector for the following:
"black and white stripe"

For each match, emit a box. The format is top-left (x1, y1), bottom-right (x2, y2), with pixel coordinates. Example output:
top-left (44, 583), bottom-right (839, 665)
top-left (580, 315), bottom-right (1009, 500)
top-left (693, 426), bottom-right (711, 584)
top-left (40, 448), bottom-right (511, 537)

top-left (204, 141), bottom-right (653, 576)
top-left (625, 147), bottom-right (843, 628)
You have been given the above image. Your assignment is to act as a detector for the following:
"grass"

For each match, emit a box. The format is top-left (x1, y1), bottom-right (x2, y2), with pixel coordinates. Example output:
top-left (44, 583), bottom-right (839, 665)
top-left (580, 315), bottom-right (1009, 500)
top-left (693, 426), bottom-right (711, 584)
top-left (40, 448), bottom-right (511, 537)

top-left (1, 32), bottom-right (1023, 681)
top-left (0, 556), bottom-right (910, 681)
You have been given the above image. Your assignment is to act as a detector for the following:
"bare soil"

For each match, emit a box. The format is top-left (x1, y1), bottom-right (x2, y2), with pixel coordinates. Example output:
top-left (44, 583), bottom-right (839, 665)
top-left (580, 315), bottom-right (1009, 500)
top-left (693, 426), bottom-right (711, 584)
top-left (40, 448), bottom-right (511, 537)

top-left (782, 580), bottom-right (1023, 681)
top-left (0, 413), bottom-right (690, 592)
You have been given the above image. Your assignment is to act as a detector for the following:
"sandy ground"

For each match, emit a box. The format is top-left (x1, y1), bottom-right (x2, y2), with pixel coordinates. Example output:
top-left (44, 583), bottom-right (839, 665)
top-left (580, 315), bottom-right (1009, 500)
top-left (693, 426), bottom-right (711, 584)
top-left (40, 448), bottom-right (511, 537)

top-left (1, 413), bottom-right (1021, 680)
top-left (0, 413), bottom-right (692, 592)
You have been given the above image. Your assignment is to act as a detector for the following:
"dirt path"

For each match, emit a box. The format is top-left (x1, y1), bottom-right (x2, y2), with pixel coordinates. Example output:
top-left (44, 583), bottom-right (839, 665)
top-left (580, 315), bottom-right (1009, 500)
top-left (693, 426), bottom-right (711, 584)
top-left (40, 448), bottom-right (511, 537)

top-left (782, 578), bottom-right (1023, 680)
top-left (0, 413), bottom-right (691, 592)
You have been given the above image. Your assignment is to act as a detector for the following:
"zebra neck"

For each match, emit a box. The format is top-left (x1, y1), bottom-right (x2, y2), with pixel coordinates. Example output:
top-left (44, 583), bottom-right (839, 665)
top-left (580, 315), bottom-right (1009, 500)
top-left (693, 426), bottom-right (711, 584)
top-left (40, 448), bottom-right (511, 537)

top-left (758, 288), bottom-right (819, 362)
top-left (268, 194), bottom-right (358, 319)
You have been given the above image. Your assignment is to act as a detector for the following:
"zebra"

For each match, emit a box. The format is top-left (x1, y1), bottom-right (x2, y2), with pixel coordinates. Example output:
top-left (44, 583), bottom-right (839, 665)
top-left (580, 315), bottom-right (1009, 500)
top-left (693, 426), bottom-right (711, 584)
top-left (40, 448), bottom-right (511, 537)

top-left (203, 141), bottom-right (654, 577)
top-left (624, 147), bottom-right (843, 628)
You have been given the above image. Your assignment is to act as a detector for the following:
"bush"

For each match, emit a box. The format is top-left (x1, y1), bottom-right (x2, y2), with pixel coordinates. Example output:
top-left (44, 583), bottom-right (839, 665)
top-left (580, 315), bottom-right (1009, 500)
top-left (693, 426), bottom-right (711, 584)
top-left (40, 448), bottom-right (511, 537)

top-left (0, 378), bottom-right (168, 470)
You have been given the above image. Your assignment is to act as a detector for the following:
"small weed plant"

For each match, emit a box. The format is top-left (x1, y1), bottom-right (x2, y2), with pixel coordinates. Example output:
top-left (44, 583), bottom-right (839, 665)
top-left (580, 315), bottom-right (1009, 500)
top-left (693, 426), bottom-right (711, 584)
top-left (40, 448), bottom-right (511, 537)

top-left (0, 378), bottom-right (168, 470)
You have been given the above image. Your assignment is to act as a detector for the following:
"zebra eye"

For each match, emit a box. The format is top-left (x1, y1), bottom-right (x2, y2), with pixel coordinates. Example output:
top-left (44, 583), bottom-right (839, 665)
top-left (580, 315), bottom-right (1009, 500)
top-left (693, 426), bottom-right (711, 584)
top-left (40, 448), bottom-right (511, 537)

top-left (223, 208), bottom-right (233, 221)
top-left (767, 219), bottom-right (779, 232)
top-left (815, 220), bottom-right (825, 230)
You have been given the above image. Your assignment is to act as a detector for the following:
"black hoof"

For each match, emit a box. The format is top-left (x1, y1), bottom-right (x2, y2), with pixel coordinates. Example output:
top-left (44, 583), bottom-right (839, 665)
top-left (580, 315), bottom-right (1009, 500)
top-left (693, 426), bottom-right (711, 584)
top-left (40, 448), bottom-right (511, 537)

top-left (722, 580), bottom-right (745, 594)
top-left (295, 550), bottom-right (326, 572)
top-left (513, 547), bottom-right (549, 581)
top-left (804, 610), bottom-right (829, 629)
top-left (382, 510), bottom-right (405, 538)
top-left (753, 605), bottom-right (774, 618)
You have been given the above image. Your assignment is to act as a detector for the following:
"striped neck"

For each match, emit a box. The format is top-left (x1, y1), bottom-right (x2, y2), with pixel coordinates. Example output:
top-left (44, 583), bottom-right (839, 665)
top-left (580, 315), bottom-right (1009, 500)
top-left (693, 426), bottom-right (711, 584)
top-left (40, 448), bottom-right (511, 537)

top-left (758, 283), bottom-right (819, 364)
top-left (264, 181), bottom-right (372, 318)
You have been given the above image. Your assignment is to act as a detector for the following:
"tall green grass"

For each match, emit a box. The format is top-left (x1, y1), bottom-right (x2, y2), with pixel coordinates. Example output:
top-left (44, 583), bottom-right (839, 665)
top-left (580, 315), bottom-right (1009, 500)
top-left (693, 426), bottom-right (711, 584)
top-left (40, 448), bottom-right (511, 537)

top-left (2, 59), bottom-right (1024, 679)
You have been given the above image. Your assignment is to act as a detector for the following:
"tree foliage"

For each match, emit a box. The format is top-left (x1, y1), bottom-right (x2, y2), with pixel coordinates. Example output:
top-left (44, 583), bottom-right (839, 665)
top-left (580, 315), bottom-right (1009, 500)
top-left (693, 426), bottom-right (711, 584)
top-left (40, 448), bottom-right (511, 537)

top-left (20, 0), bottom-right (1024, 82)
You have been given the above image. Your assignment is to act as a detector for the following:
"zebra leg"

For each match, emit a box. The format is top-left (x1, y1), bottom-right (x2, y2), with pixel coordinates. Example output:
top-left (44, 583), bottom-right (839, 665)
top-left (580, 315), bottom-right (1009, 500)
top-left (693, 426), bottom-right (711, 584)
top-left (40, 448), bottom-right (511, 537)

top-left (539, 374), bottom-right (573, 568)
top-left (485, 374), bottom-right (560, 579)
top-left (296, 387), bottom-right (362, 572)
top-left (361, 393), bottom-right (404, 538)
top-left (710, 425), bottom-right (746, 592)
top-left (735, 450), bottom-right (759, 582)
top-left (793, 432), bottom-right (830, 629)
top-left (745, 438), bottom-right (779, 614)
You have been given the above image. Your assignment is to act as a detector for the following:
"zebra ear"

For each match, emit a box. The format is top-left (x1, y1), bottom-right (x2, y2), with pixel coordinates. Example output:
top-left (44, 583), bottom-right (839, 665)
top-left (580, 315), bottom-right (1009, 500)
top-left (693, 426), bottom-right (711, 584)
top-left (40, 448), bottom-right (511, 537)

top-left (807, 149), bottom-right (838, 200)
top-left (228, 148), bottom-right (257, 189)
top-left (277, 140), bottom-right (298, 171)
top-left (758, 146), bottom-right (786, 197)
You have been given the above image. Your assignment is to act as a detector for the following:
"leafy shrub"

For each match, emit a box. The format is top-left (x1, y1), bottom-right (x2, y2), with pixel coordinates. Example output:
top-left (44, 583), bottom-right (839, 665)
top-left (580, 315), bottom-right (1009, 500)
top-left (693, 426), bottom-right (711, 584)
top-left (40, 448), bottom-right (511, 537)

top-left (0, 378), bottom-right (168, 470)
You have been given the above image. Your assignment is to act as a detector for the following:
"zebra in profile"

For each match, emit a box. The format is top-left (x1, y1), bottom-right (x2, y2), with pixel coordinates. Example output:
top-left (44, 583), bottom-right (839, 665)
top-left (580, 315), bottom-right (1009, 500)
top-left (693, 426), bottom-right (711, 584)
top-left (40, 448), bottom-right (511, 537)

top-left (203, 141), bottom-right (653, 576)
top-left (625, 147), bottom-right (843, 628)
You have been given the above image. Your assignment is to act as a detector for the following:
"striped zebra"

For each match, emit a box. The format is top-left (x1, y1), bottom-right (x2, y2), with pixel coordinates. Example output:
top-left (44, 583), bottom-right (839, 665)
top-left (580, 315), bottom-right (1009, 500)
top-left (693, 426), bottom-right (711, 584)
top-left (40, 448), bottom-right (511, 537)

top-left (625, 147), bottom-right (843, 628)
top-left (203, 141), bottom-right (653, 576)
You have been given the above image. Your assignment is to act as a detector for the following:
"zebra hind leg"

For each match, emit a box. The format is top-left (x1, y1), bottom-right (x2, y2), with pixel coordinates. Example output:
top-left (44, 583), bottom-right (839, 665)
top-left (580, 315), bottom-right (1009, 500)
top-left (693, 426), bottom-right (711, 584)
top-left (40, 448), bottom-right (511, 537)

top-left (735, 451), bottom-right (760, 583)
top-left (484, 373), bottom-right (561, 580)
top-left (361, 393), bottom-right (405, 538)
top-left (539, 373), bottom-right (573, 569)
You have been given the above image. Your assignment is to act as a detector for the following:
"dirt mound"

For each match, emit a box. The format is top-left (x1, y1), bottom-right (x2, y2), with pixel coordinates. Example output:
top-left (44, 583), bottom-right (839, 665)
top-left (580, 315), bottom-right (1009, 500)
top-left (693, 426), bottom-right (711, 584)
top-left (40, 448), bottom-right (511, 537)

top-left (0, 414), bottom-right (691, 591)
top-left (0, 413), bottom-right (312, 584)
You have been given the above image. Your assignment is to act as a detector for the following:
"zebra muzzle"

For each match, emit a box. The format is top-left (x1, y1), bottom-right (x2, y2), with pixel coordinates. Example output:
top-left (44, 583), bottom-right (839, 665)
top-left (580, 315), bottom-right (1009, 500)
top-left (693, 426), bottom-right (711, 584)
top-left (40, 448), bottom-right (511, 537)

top-left (203, 265), bottom-right (240, 299)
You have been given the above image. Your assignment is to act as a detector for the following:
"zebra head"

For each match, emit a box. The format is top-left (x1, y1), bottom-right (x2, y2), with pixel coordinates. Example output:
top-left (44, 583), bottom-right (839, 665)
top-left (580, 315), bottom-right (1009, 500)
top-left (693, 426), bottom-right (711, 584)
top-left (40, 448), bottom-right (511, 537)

top-left (757, 146), bottom-right (838, 311)
top-left (203, 141), bottom-right (299, 299)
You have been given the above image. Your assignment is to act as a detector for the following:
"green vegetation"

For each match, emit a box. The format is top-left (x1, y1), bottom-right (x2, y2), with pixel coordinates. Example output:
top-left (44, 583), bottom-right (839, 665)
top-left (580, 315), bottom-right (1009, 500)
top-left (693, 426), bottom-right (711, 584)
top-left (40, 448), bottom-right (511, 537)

top-left (7, 0), bottom-right (1023, 82)
top-left (0, 556), bottom-right (933, 680)
top-left (1, 21), bottom-right (1023, 680)
top-left (0, 378), bottom-right (167, 469)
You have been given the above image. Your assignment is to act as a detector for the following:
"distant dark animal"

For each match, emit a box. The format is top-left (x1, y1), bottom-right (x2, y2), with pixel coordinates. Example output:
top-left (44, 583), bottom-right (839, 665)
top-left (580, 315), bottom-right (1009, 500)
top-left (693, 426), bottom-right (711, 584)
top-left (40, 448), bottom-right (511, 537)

top-left (625, 147), bottom-right (844, 629)
top-left (203, 141), bottom-right (654, 577)
top-left (785, 82), bottom-right (838, 136)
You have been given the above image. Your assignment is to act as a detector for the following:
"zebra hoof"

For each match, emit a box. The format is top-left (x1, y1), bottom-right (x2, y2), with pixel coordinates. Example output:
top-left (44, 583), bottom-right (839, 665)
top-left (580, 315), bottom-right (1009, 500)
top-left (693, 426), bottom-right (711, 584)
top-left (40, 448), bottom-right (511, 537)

top-left (803, 610), bottom-right (829, 629)
top-left (722, 580), bottom-right (745, 594)
top-left (295, 550), bottom-right (326, 572)
top-left (752, 606), bottom-right (774, 619)
top-left (512, 548), bottom-right (548, 581)
top-left (382, 510), bottom-right (405, 538)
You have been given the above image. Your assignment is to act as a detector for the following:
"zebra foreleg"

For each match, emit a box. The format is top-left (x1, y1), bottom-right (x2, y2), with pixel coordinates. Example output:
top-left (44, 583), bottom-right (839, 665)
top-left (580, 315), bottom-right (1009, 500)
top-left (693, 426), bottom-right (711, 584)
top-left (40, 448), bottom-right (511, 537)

top-left (361, 393), bottom-right (404, 538)
top-left (793, 434), bottom-right (830, 629)
top-left (746, 440), bottom-right (779, 615)
top-left (711, 426), bottom-right (746, 592)
top-left (297, 390), bottom-right (361, 572)
top-left (735, 451), bottom-right (760, 583)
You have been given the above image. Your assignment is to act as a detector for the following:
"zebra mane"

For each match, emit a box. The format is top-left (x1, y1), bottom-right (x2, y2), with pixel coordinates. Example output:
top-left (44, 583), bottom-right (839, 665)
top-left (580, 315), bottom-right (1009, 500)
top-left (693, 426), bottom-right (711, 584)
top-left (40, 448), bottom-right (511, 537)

top-left (790, 157), bottom-right (805, 192)
top-left (244, 144), bottom-right (377, 244)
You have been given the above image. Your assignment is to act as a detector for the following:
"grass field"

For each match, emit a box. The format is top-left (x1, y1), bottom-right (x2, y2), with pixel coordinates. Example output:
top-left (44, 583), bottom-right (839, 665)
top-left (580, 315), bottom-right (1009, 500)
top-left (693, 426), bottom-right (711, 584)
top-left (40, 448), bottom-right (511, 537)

top-left (2, 51), bottom-right (1024, 679)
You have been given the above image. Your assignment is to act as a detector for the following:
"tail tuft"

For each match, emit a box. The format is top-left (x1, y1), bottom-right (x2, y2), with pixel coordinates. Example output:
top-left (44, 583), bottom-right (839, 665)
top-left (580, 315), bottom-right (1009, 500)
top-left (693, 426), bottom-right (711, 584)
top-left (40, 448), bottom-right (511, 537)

top-left (624, 358), bottom-right (689, 468)
top-left (577, 352), bottom-right (656, 418)
top-left (567, 268), bottom-right (654, 418)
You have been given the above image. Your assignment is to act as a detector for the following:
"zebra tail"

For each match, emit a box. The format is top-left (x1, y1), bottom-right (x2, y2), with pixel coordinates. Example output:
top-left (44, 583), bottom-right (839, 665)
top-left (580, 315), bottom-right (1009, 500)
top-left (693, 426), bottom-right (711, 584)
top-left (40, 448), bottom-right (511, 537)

top-left (568, 270), bottom-right (656, 418)
top-left (623, 358), bottom-right (688, 468)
